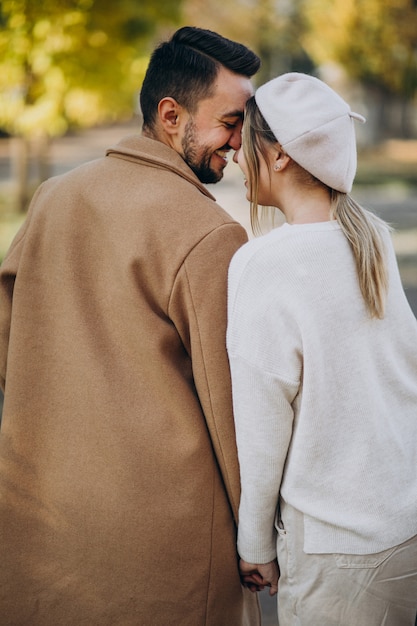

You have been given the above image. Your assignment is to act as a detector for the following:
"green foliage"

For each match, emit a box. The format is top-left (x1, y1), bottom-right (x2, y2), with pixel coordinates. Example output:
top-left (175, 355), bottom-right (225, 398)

top-left (0, 0), bottom-right (182, 138)
top-left (303, 0), bottom-right (417, 97)
top-left (2, 0), bottom-right (416, 139)
top-left (346, 0), bottom-right (417, 97)
top-left (181, 0), bottom-right (417, 98)
top-left (181, 0), bottom-right (314, 84)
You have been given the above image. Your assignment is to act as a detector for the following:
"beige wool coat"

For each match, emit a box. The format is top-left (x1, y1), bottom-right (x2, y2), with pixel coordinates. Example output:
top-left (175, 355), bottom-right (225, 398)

top-left (0, 136), bottom-right (260, 625)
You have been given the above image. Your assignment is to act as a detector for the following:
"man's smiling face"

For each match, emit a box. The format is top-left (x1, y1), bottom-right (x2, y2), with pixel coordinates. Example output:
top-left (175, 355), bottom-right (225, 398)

top-left (180, 66), bottom-right (254, 184)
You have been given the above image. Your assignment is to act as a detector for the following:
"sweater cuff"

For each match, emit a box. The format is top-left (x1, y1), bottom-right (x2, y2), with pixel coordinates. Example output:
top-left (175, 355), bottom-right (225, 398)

top-left (237, 524), bottom-right (277, 564)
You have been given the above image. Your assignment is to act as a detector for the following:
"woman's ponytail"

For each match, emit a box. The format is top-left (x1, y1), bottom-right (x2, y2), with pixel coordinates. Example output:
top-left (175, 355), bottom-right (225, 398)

top-left (330, 192), bottom-right (390, 319)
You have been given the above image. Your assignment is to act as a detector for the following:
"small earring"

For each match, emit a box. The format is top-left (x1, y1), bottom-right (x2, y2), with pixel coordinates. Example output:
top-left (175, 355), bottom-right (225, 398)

top-left (274, 164), bottom-right (281, 171)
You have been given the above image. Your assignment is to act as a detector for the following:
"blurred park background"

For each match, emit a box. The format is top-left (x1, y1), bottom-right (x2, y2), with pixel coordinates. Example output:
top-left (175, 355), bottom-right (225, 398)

top-left (0, 0), bottom-right (416, 300)
top-left (0, 3), bottom-right (416, 623)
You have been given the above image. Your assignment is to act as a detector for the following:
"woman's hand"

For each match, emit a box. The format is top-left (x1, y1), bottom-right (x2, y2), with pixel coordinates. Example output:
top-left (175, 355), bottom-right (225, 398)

top-left (239, 558), bottom-right (279, 596)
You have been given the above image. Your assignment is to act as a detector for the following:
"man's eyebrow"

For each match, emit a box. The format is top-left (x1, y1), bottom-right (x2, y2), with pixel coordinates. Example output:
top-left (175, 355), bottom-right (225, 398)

top-left (221, 110), bottom-right (244, 120)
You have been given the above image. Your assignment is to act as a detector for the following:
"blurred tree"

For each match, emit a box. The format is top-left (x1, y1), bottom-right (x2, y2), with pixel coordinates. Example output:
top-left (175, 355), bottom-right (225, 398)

top-left (303, 0), bottom-right (417, 138)
top-left (0, 0), bottom-right (181, 211)
top-left (181, 0), bottom-right (314, 85)
top-left (181, 0), bottom-right (253, 49)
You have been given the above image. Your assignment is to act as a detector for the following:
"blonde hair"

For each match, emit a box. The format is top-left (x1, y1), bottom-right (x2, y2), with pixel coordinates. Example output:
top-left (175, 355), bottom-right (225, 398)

top-left (242, 98), bottom-right (277, 236)
top-left (330, 192), bottom-right (389, 318)
top-left (242, 96), bottom-right (390, 319)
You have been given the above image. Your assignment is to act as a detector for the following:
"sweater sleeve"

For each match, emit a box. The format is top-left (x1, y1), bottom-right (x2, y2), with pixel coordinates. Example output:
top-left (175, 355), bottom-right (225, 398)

top-left (168, 221), bottom-right (248, 522)
top-left (228, 356), bottom-right (298, 563)
top-left (227, 241), bottom-right (301, 562)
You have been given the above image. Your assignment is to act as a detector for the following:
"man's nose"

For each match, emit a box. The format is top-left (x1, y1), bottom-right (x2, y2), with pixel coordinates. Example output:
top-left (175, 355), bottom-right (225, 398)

top-left (229, 124), bottom-right (243, 150)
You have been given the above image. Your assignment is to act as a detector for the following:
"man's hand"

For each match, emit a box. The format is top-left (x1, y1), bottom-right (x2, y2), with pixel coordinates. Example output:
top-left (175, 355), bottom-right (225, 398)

top-left (239, 558), bottom-right (279, 596)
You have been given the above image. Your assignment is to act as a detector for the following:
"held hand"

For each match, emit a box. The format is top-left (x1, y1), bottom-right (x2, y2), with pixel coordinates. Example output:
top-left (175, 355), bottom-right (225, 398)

top-left (239, 559), bottom-right (266, 593)
top-left (239, 558), bottom-right (279, 596)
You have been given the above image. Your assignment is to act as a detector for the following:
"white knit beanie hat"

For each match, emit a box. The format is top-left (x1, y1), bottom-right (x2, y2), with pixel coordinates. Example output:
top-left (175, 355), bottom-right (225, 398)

top-left (255, 72), bottom-right (366, 193)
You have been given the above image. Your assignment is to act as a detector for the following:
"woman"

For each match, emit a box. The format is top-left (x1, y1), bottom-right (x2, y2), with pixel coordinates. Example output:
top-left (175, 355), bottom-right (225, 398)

top-left (227, 72), bottom-right (417, 625)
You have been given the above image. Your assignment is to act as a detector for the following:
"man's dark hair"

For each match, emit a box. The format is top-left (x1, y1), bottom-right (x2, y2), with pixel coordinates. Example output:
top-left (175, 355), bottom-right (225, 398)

top-left (140, 26), bottom-right (260, 132)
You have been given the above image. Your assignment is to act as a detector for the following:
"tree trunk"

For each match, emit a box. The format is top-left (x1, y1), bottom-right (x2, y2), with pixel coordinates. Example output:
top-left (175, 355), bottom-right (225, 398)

top-left (10, 136), bottom-right (30, 213)
top-left (400, 97), bottom-right (413, 139)
top-left (10, 133), bottom-right (52, 213)
top-left (35, 133), bottom-right (52, 183)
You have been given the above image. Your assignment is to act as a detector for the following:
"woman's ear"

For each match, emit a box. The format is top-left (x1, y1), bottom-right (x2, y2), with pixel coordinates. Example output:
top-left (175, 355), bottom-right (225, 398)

top-left (158, 97), bottom-right (182, 135)
top-left (273, 151), bottom-right (291, 172)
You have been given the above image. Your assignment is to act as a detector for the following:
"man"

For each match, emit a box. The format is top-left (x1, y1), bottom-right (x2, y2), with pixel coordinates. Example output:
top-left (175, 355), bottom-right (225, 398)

top-left (0, 27), bottom-right (260, 625)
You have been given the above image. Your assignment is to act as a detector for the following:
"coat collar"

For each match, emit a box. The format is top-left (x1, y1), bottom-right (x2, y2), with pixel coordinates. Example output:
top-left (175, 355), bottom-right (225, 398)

top-left (106, 135), bottom-right (216, 201)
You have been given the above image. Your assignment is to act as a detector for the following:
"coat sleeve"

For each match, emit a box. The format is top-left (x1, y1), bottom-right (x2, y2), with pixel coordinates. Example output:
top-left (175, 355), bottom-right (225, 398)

top-left (0, 186), bottom-right (42, 391)
top-left (0, 265), bottom-right (14, 391)
top-left (0, 221), bottom-right (30, 392)
top-left (168, 221), bottom-right (248, 522)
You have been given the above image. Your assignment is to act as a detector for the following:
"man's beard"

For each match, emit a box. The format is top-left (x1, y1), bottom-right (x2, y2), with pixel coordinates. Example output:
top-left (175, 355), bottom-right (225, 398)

top-left (181, 119), bottom-right (224, 184)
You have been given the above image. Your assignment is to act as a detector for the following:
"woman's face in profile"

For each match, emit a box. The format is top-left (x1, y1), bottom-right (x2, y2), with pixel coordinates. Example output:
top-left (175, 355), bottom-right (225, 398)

top-left (236, 141), bottom-right (275, 207)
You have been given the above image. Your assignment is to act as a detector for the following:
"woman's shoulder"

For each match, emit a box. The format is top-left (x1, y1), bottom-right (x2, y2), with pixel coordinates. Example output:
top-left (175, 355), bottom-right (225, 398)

top-left (228, 224), bottom-right (297, 298)
top-left (231, 223), bottom-right (290, 261)
top-left (230, 221), bottom-right (334, 271)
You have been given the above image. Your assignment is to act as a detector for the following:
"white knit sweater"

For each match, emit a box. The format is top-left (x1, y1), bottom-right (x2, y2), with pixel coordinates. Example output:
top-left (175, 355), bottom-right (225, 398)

top-left (227, 221), bottom-right (417, 562)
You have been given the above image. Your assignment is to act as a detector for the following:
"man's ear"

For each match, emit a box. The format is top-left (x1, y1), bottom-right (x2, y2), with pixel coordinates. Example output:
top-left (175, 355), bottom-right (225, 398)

top-left (158, 97), bottom-right (182, 135)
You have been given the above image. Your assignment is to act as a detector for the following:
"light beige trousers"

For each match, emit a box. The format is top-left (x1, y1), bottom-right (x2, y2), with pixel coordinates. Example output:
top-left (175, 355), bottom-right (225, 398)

top-left (276, 502), bottom-right (417, 626)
